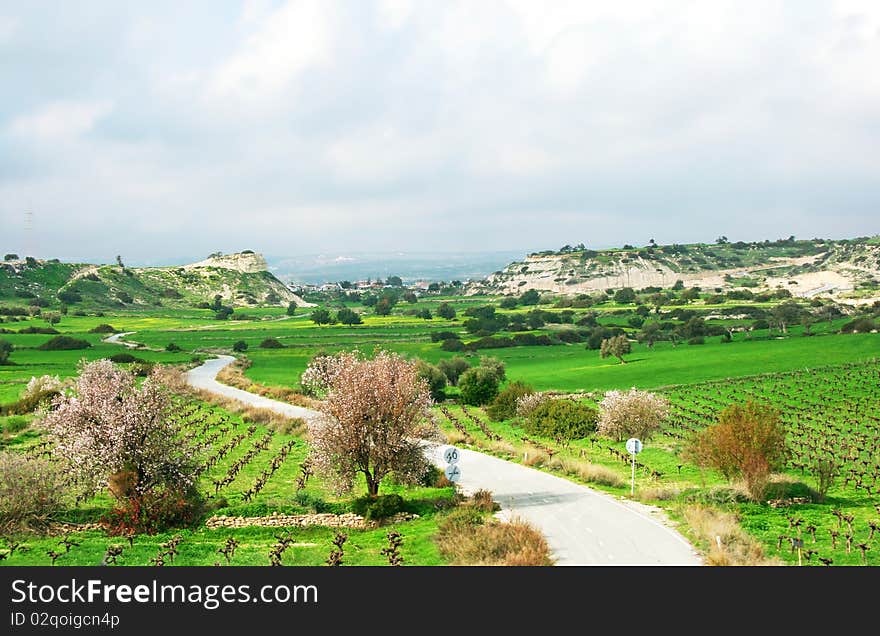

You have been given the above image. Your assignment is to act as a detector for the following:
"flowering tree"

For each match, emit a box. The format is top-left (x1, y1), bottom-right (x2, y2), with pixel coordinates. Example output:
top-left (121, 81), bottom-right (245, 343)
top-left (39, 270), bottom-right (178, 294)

top-left (300, 350), bottom-right (360, 397)
top-left (41, 359), bottom-right (199, 501)
top-left (308, 350), bottom-right (435, 496)
top-left (597, 388), bottom-right (669, 441)
top-left (515, 392), bottom-right (549, 418)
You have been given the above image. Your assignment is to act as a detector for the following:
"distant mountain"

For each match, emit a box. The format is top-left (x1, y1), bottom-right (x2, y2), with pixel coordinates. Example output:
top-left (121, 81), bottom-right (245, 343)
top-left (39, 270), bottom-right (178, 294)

top-left (0, 251), bottom-right (310, 309)
top-left (471, 236), bottom-right (880, 303)
top-left (266, 251), bottom-right (524, 285)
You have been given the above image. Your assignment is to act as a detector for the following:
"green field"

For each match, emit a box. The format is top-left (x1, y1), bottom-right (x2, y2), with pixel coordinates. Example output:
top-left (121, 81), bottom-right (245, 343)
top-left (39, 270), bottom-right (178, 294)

top-left (2, 285), bottom-right (879, 566)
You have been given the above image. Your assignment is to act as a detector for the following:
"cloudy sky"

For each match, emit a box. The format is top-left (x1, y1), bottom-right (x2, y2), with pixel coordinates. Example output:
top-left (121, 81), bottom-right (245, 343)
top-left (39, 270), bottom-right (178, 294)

top-left (1, 0), bottom-right (879, 264)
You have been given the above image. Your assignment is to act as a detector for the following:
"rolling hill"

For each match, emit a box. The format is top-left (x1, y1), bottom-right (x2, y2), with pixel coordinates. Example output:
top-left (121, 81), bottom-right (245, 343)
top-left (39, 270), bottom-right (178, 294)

top-left (0, 251), bottom-right (311, 309)
top-left (472, 236), bottom-right (880, 303)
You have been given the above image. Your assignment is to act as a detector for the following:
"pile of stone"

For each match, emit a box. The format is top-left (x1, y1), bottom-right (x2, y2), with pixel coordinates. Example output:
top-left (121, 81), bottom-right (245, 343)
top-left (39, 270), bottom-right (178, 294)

top-left (205, 511), bottom-right (418, 530)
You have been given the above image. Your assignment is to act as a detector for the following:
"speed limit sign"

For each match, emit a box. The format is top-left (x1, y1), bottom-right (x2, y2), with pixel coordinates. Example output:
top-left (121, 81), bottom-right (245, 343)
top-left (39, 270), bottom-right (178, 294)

top-left (443, 446), bottom-right (460, 464)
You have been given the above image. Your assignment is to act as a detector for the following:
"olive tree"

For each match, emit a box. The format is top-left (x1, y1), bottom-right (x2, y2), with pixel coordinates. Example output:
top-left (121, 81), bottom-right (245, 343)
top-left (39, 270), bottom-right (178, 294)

top-left (599, 334), bottom-right (631, 364)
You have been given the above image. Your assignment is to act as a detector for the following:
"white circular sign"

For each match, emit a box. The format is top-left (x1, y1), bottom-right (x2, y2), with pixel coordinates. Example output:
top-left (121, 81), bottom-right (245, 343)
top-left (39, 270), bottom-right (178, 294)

top-left (443, 446), bottom-right (460, 465)
top-left (626, 438), bottom-right (643, 455)
top-left (444, 464), bottom-right (462, 483)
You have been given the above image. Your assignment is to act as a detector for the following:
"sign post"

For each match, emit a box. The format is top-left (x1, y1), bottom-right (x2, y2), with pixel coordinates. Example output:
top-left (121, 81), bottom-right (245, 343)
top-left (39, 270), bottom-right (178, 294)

top-left (442, 445), bottom-right (461, 484)
top-left (625, 438), bottom-right (643, 495)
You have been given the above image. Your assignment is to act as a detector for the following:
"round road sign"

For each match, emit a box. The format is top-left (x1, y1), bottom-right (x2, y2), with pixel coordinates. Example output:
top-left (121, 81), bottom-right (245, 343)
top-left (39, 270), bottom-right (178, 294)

top-left (444, 464), bottom-right (462, 483)
top-left (443, 446), bottom-right (460, 465)
top-left (626, 438), bottom-right (643, 455)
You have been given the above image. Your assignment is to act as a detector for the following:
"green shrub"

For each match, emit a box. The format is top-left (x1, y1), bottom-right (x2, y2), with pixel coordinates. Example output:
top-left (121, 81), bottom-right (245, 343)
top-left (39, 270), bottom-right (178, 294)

top-left (440, 338), bottom-right (465, 352)
top-left (165, 342), bottom-right (182, 352)
top-left (37, 336), bottom-right (91, 351)
top-left (352, 494), bottom-right (405, 520)
top-left (107, 352), bottom-right (146, 364)
top-left (486, 381), bottom-right (534, 421)
top-left (16, 326), bottom-right (59, 335)
top-left (88, 324), bottom-right (117, 334)
top-left (416, 360), bottom-right (446, 401)
top-left (458, 366), bottom-right (500, 405)
top-left (293, 491), bottom-right (330, 513)
top-left (3, 416), bottom-right (29, 434)
top-left (232, 340), bottom-right (248, 352)
top-left (525, 399), bottom-right (597, 443)
top-left (259, 337), bottom-right (284, 349)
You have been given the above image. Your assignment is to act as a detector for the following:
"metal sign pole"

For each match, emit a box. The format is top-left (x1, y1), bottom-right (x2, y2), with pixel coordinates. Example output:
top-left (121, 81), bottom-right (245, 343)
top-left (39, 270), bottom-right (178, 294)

top-left (631, 453), bottom-right (635, 495)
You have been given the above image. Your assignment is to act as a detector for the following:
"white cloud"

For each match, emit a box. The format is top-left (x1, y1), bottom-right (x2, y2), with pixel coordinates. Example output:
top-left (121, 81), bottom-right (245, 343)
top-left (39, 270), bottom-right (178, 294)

top-left (8, 100), bottom-right (113, 142)
top-left (209, 0), bottom-right (333, 102)
top-left (0, 15), bottom-right (18, 43)
top-left (377, 0), bottom-right (412, 30)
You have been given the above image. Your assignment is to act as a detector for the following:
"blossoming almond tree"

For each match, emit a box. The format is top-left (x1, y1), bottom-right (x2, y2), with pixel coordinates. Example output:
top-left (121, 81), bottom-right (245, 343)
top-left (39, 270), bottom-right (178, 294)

top-left (41, 359), bottom-right (199, 502)
top-left (308, 350), bottom-right (436, 497)
top-left (598, 388), bottom-right (669, 441)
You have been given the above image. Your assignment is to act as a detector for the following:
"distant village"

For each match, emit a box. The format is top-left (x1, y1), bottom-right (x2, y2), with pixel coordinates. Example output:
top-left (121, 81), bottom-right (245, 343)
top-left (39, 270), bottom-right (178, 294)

top-left (286, 277), bottom-right (448, 296)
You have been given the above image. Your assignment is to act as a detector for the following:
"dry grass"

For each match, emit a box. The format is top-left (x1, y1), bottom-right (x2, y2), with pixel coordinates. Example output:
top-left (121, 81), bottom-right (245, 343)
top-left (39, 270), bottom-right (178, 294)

top-left (486, 439), bottom-right (517, 458)
top-left (522, 448), bottom-right (549, 467)
top-left (216, 359), bottom-right (320, 409)
top-left (636, 486), bottom-right (681, 502)
top-left (470, 489), bottom-right (501, 512)
top-left (546, 456), bottom-right (626, 488)
top-left (682, 505), bottom-right (780, 566)
top-left (436, 507), bottom-right (553, 566)
top-left (444, 430), bottom-right (472, 446)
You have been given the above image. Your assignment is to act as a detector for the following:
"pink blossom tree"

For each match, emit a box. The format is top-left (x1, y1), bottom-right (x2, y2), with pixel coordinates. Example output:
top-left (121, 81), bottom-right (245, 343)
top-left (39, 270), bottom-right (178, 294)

top-left (597, 388), bottom-right (669, 441)
top-left (308, 350), bottom-right (436, 496)
top-left (41, 359), bottom-right (199, 502)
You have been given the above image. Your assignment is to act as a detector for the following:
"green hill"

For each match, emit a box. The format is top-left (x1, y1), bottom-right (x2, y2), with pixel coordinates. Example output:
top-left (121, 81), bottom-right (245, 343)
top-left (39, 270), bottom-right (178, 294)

top-left (474, 236), bottom-right (880, 302)
top-left (0, 251), bottom-right (309, 310)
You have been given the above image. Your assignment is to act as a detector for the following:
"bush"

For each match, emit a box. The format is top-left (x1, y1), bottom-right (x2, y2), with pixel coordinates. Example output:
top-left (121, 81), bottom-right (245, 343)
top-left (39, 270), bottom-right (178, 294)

top-left (416, 360), bottom-right (447, 401)
top-left (458, 366), bottom-right (500, 405)
top-left (16, 326), bottom-right (59, 334)
top-left (101, 487), bottom-right (204, 535)
top-left (841, 318), bottom-right (877, 333)
top-left (232, 340), bottom-right (248, 352)
top-left (88, 324), bottom-right (117, 334)
top-left (436, 508), bottom-right (552, 565)
top-left (352, 494), bottom-right (405, 520)
top-left (686, 401), bottom-right (787, 502)
top-left (437, 356), bottom-right (471, 385)
top-left (107, 352), bottom-right (146, 364)
top-left (0, 339), bottom-right (11, 365)
top-left (3, 416), bottom-right (29, 433)
top-left (440, 338), bottom-right (465, 352)
top-left (259, 337), bottom-right (284, 349)
top-left (525, 399), bottom-right (597, 443)
top-left (37, 336), bottom-right (91, 351)
top-left (0, 452), bottom-right (67, 533)
top-left (486, 381), bottom-right (534, 421)
top-left (597, 389), bottom-right (669, 441)
top-left (470, 489), bottom-right (500, 512)
top-left (57, 290), bottom-right (82, 304)
top-left (430, 331), bottom-right (460, 342)
top-left (687, 336), bottom-right (705, 345)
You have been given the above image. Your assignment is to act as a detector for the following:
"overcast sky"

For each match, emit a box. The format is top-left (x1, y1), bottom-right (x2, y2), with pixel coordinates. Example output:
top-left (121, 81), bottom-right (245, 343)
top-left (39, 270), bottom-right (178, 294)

top-left (1, 0), bottom-right (879, 264)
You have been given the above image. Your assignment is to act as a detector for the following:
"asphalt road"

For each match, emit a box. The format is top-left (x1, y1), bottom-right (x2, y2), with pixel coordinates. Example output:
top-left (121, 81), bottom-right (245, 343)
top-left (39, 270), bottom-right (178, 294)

top-left (183, 355), bottom-right (702, 565)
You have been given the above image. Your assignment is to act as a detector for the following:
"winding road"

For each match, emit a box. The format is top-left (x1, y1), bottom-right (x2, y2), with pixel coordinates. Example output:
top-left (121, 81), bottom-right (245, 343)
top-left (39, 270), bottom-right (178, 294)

top-left (109, 332), bottom-right (701, 565)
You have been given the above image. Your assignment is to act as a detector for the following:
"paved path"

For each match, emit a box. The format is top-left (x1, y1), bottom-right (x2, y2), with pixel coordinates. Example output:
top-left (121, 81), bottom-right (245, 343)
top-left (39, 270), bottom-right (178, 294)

top-left (183, 355), bottom-right (702, 565)
top-left (185, 355), bottom-right (321, 423)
